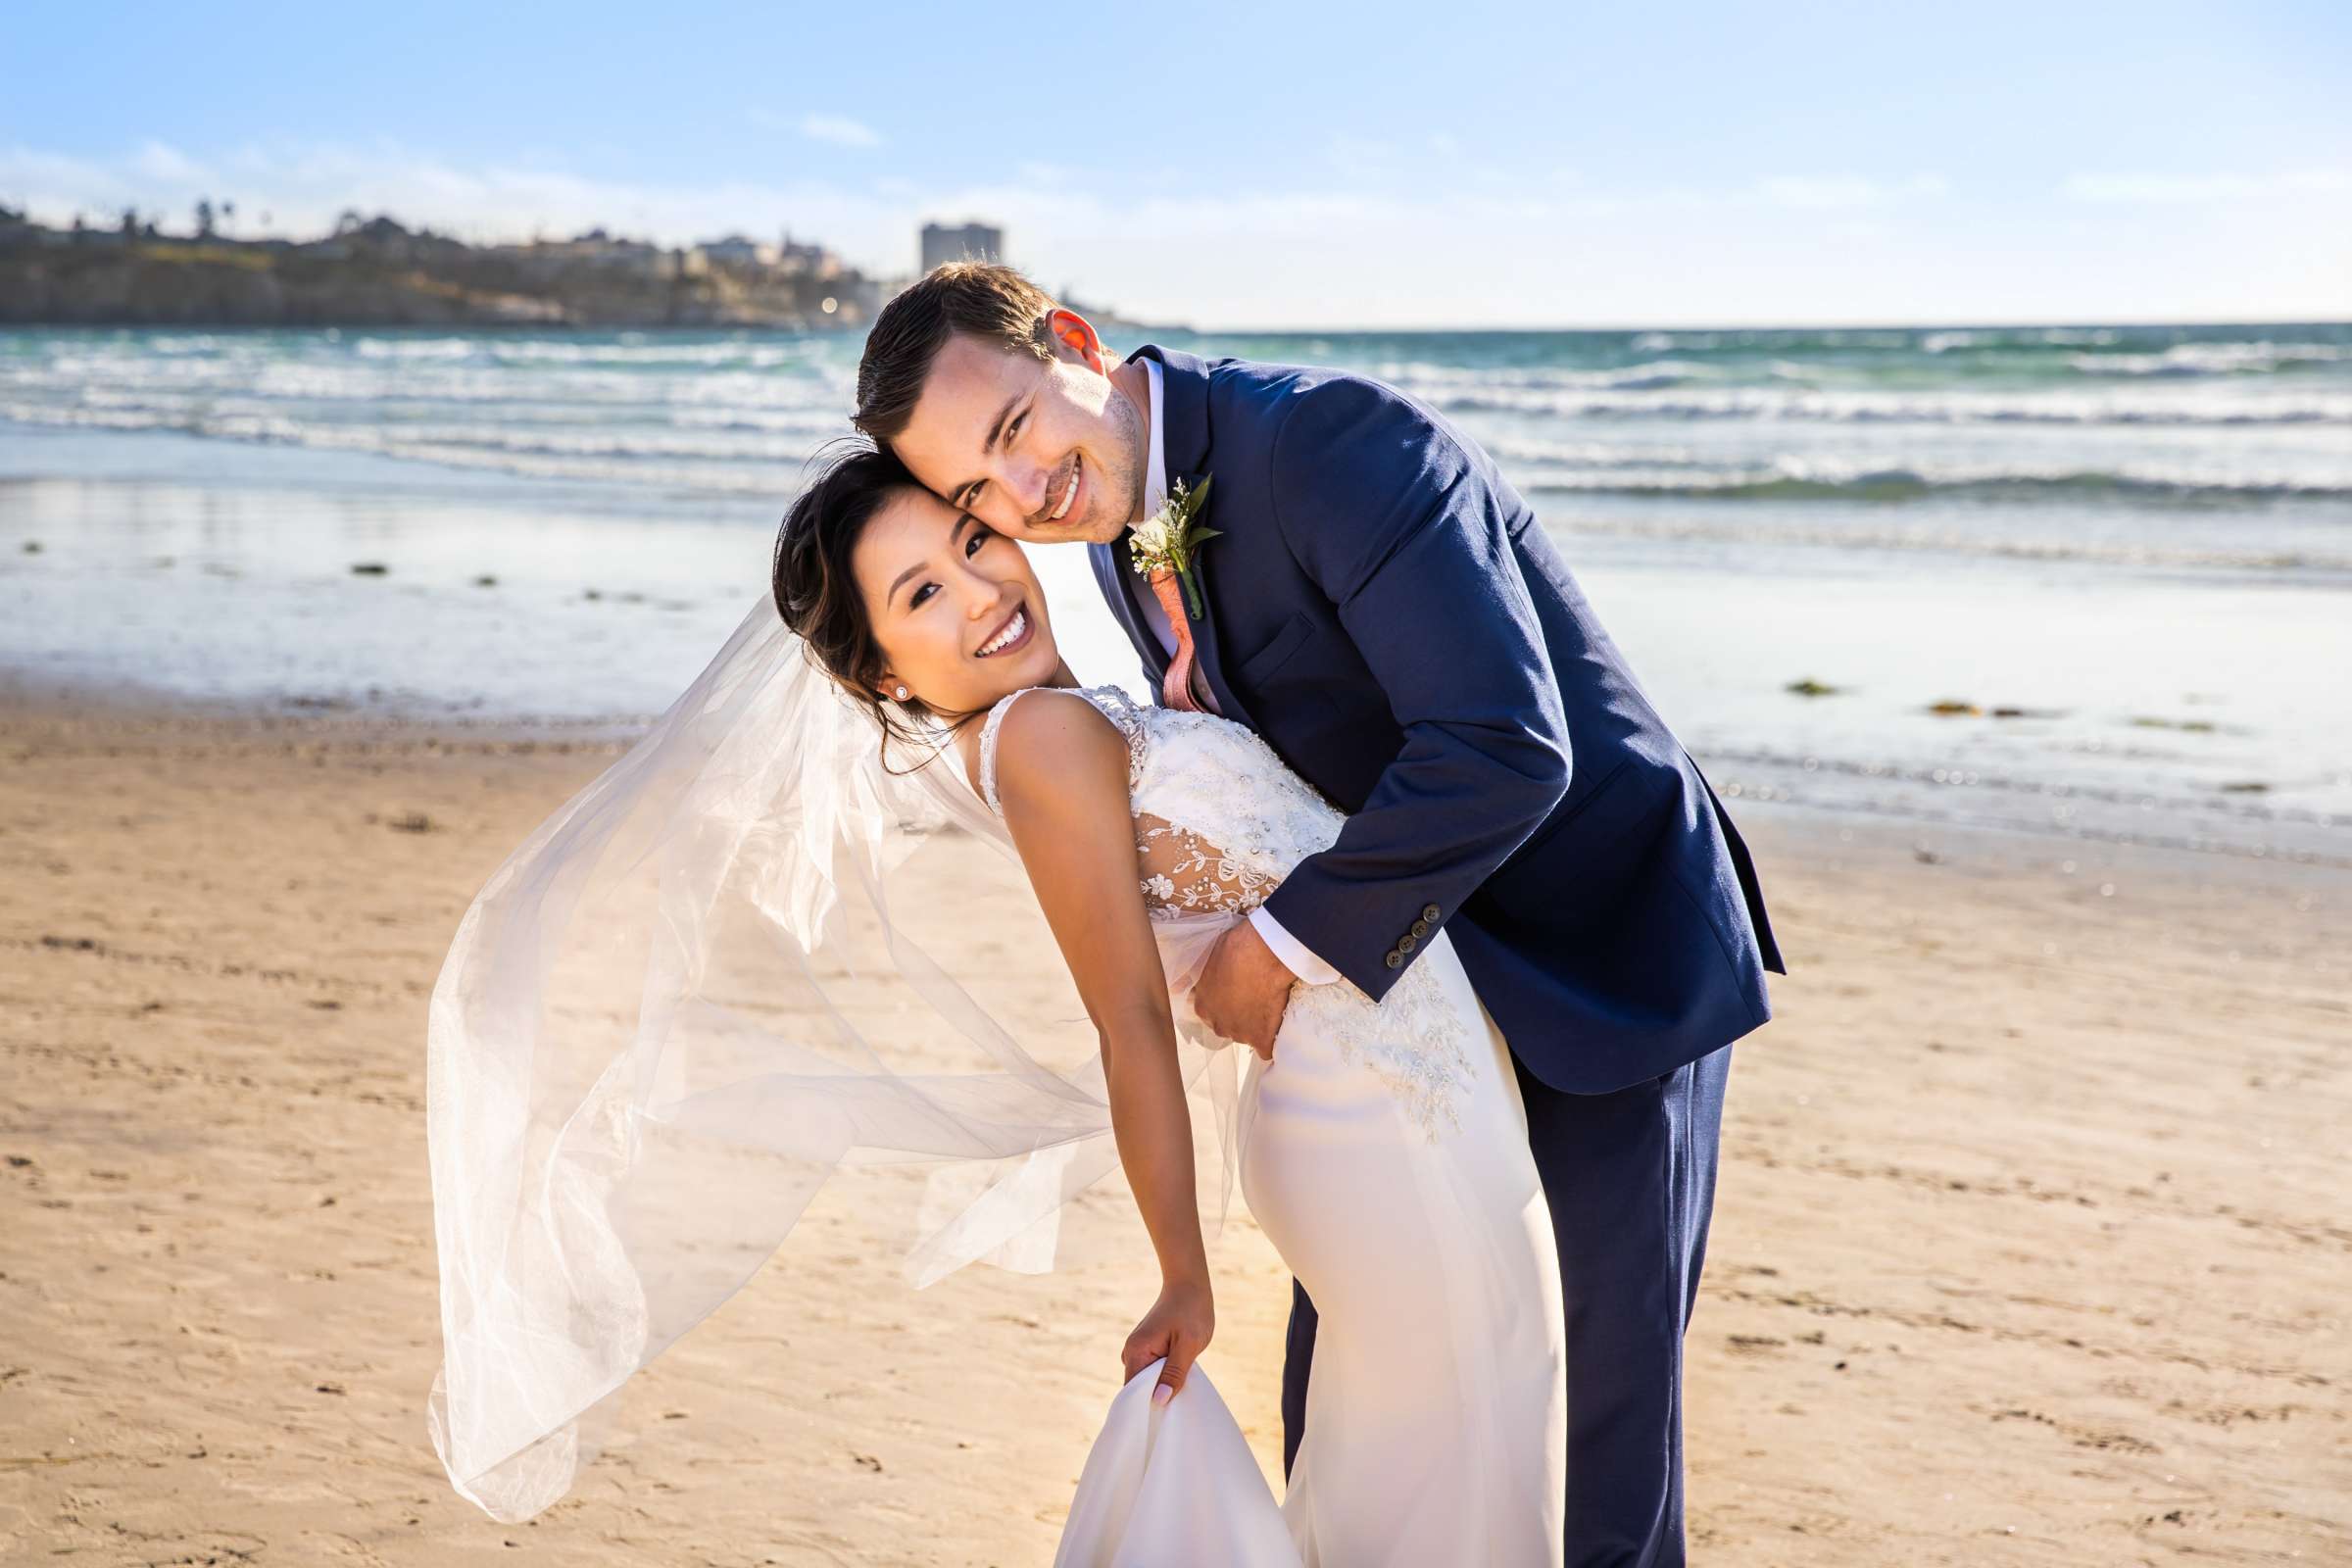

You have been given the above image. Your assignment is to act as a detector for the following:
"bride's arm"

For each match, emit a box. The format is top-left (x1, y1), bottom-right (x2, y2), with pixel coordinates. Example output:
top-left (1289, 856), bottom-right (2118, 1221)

top-left (991, 691), bottom-right (1210, 1402)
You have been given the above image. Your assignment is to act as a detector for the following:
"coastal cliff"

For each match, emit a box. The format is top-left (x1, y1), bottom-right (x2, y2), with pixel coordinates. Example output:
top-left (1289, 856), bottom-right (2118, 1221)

top-left (0, 215), bottom-right (883, 329)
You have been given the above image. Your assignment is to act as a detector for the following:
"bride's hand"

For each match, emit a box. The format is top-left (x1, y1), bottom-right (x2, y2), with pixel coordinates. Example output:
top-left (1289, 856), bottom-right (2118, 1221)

top-left (1122, 1275), bottom-right (1214, 1406)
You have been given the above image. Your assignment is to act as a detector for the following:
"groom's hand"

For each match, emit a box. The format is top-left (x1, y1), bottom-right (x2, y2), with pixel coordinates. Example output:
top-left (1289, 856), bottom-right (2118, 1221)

top-left (1193, 920), bottom-right (1294, 1061)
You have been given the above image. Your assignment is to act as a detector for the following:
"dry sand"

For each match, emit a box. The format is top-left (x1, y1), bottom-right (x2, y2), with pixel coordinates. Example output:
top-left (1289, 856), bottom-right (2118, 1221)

top-left (1, 696), bottom-right (2345, 1566)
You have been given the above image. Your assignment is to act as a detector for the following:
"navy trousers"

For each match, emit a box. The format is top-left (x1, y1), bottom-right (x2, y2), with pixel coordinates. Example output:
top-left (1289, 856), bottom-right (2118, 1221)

top-left (1281, 1044), bottom-right (1734, 1568)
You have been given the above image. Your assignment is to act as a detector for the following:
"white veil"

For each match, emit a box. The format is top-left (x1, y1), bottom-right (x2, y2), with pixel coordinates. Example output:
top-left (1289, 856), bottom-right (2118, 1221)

top-left (424, 598), bottom-right (1247, 1522)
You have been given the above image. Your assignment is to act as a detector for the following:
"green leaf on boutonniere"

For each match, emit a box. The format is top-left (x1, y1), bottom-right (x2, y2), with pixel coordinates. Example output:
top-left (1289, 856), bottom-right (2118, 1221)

top-left (1128, 474), bottom-right (1220, 620)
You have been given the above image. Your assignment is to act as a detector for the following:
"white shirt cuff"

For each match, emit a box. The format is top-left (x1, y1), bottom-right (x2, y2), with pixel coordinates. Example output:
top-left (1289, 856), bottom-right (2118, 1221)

top-left (1249, 906), bottom-right (1343, 986)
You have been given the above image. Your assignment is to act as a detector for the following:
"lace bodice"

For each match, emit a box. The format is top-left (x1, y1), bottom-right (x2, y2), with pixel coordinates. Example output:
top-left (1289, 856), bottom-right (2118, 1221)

top-left (981, 684), bottom-right (1339, 919)
top-left (977, 685), bottom-right (1473, 1137)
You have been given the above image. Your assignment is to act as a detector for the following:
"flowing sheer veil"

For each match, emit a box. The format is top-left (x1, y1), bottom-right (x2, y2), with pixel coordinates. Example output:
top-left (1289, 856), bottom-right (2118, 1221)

top-left (424, 598), bottom-right (1245, 1522)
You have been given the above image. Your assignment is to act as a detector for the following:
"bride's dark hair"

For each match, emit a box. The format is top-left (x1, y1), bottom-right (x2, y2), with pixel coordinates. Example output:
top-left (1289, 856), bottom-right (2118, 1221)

top-left (771, 441), bottom-right (954, 764)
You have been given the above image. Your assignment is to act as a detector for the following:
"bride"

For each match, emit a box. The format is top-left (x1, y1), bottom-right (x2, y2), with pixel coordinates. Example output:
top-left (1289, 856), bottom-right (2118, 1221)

top-left (426, 445), bottom-right (1565, 1563)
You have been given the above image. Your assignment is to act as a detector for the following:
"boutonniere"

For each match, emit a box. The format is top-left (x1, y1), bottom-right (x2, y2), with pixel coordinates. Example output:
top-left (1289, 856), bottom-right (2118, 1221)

top-left (1127, 475), bottom-right (1220, 622)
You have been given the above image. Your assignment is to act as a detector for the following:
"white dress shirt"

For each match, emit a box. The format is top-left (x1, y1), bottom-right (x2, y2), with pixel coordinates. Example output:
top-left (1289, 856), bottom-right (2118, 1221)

top-left (1132, 358), bottom-right (1341, 988)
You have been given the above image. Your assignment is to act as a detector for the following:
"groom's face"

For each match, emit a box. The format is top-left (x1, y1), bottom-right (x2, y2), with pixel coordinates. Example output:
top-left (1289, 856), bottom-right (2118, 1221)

top-left (889, 315), bottom-right (1146, 547)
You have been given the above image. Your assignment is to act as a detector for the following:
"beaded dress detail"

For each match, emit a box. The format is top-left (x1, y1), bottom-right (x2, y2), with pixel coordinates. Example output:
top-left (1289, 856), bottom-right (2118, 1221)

top-left (978, 685), bottom-right (1473, 1137)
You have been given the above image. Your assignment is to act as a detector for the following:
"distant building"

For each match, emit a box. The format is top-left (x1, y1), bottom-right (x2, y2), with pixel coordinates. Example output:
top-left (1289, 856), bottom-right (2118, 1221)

top-left (698, 234), bottom-right (780, 269)
top-left (920, 221), bottom-right (1003, 273)
top-left (317, 215), bottom-right (429, 264)
top-left (585, 238), bottom-right (668, 278)
top-left (502, 229), bottom-right (674, 281)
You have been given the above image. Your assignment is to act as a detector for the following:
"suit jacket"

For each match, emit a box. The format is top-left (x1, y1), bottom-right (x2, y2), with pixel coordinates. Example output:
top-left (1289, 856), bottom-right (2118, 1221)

top-left (1090, 347), bottom-right (1785, 1095)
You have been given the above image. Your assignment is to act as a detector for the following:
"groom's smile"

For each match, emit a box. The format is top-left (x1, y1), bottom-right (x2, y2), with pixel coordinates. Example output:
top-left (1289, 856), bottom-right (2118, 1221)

top-left (1036, 456), bottom-right (1082, 528)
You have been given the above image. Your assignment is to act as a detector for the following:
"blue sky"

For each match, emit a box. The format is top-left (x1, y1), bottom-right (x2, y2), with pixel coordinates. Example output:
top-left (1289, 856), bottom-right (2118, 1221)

top-left (6, 1), bottom-right (2347, 326)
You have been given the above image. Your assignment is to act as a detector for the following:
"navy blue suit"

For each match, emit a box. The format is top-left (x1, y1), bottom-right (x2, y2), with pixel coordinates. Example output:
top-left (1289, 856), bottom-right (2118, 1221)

top-left (1091, 348), bottom-right (1785, 1566)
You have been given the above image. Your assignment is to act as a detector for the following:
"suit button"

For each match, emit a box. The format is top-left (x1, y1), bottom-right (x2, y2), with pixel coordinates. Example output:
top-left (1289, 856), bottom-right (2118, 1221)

top-left (1384, 950), bottom-right (1403, 970)
top-left (1422, 904), bottom-right (1442, 922)
top-left (1410, 918), bottom-right (1430, 938)
top-left (1397, 934), bottom-right (1417, 955)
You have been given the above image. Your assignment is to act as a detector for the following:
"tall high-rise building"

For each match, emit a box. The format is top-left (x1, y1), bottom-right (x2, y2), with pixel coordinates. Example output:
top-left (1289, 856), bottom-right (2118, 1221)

top-left (919, 221), bottom-right (1004, 273)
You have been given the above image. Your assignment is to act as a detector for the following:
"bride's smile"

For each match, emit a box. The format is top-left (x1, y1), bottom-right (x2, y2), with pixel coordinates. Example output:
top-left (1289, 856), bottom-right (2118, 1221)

top-left (973, 603), bottom-right (1033, 659)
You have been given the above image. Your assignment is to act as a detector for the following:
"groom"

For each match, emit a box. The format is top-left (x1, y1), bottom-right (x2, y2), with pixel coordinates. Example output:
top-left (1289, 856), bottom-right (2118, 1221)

top-left (856, 264), bottom-right (1783, 1567)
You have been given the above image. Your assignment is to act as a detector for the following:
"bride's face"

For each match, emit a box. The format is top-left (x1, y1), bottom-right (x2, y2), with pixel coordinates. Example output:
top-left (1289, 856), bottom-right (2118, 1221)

top-left (854, 485), bottom-right (1060, 715)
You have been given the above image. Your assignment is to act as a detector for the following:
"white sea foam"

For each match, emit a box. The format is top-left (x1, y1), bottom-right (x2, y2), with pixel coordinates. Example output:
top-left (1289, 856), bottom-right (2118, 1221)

top-left (2066, 341), bottom-right (2352, 377)
top-left (1432, 384), bottom-right (2352, 425)
top-left (1378, 359), bottom-right (1719, 393)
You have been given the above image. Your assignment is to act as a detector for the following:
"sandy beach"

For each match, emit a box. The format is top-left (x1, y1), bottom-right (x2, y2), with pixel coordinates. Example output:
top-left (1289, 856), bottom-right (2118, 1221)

top-left (1, 691), bottom-right (2344, 1566)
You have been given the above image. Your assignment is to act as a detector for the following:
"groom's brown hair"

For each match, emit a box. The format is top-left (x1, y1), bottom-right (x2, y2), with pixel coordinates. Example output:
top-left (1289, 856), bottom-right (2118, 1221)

top-left (855, 263), bottom-right (1057, 443)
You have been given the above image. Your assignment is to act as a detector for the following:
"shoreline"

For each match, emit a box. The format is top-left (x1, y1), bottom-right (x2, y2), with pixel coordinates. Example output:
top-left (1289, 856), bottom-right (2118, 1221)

top-left (6, 651), bottom-right (2339, 879)
top-left (1, 692), bottom-right (2345, 1563)
top-left (8, 456), bottom-right (2347, 872)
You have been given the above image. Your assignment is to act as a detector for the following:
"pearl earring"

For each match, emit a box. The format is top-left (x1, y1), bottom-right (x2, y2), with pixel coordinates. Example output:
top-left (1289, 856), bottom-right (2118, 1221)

top-left (894, 685), bottom-right (909, 702)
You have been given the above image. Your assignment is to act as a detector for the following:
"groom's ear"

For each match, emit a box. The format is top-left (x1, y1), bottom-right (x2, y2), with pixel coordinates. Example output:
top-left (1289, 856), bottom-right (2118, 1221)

top-left (1045, 309), bottom-right (1106, 374)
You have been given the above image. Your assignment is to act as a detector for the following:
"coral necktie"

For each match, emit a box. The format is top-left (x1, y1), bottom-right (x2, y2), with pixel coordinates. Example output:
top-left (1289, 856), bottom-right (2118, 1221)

top-left (1147, 570), bottom-right (1203, 713)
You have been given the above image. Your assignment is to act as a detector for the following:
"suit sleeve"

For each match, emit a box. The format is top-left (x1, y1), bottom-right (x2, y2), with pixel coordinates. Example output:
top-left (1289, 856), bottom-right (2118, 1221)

top-left (1254, 376), bottom-right (1572, 1002)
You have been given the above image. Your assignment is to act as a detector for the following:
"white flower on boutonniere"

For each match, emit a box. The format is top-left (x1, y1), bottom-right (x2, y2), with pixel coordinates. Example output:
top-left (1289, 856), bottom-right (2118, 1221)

top-left (1127, 475), bottom-right (1220, 621)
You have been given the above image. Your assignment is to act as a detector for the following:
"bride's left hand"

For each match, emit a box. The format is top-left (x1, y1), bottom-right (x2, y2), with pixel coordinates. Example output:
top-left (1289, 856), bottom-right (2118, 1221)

top-left (1123, 1275), bottom-right (1215, 1406)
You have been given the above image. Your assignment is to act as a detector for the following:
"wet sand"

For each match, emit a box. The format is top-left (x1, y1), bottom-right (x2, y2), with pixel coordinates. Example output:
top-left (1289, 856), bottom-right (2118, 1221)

top-left (1, 697), bottom-right (2345, 1565)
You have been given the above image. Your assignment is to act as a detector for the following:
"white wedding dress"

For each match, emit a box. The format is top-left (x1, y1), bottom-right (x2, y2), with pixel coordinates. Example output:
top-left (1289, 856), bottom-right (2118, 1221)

top-left (978, 685), bottom-right (1567, 1568)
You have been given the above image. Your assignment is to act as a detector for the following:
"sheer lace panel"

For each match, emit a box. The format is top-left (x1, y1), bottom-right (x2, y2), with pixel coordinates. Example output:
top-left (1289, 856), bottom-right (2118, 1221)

top-left (1134, 813), bottom-right (1276, 916)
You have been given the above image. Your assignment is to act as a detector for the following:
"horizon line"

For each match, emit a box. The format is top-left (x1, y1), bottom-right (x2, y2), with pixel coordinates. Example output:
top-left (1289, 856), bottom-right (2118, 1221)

top-left (1142, 313), bottom-right (2352, 335)
top-left (2, 314), bottom-right (2344, 336)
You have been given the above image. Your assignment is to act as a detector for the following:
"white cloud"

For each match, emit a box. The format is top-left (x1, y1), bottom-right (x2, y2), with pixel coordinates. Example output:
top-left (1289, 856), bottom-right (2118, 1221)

top-left (0, 145), bottom-right (130, 214)
top-left (2063, 168), bottom-right (2351, 203)
top-left (800, 114), bottom-right (882, 150)
top-left (132, 139), bottom-right (210, 183)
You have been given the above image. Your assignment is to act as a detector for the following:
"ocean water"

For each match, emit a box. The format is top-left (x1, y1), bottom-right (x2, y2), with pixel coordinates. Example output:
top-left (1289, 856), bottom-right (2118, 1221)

top-left (2, 321), bottom-right (2346, 865)
top-left (6, 321), bottom-right (2350, 562)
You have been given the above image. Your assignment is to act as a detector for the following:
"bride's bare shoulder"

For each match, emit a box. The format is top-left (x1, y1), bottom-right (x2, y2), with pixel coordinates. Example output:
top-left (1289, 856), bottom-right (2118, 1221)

top-left (988, 688), bottom-right (1131, 817)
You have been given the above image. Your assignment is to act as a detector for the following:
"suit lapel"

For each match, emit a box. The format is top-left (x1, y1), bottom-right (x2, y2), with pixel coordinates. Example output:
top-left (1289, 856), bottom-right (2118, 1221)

top-left (1127, 347), bottom-right (1254, 730)
top-left (1090, 539), bottom-right (1168, 681)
